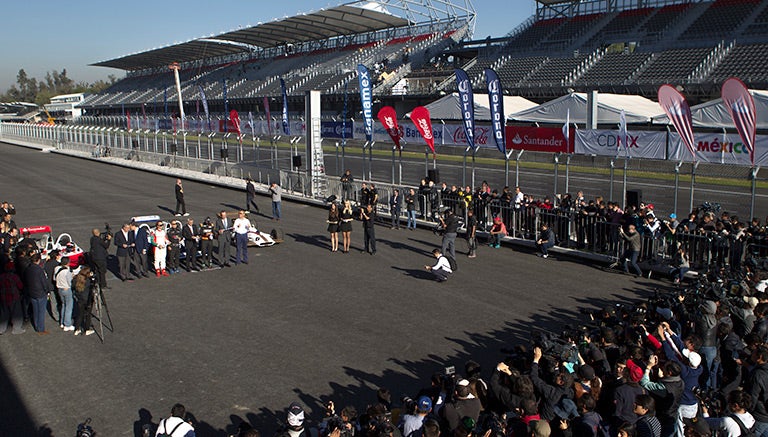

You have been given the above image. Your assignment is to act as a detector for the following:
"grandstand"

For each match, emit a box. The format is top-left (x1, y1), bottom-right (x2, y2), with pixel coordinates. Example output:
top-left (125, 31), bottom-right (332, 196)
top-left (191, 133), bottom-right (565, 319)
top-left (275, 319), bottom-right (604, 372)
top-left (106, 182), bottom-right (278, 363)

top-left (78, 0), bottom-right (768, 118)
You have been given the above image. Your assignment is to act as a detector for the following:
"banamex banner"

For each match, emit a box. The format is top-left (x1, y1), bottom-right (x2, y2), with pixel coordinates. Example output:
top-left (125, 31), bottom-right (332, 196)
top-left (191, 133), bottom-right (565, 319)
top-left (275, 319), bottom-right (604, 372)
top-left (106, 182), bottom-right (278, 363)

top-left (505, 126), bottom-right (573, 153)
top-left (575, 129), bottom-right (667, 159)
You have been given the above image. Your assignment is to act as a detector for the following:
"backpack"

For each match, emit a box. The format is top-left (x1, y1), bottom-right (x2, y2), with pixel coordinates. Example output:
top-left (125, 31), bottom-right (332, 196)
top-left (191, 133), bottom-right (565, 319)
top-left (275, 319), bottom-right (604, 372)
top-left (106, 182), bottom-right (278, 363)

top-left (157, 418), bottom-right (184, 437)
top-left (446, 255), bottom-right (457, 272)
top-left (729, 414), bottom-right (757, 437)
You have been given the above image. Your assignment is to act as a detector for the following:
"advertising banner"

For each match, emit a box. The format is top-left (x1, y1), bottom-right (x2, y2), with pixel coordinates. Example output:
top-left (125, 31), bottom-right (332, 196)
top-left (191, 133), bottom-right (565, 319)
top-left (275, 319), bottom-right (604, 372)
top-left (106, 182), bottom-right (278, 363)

top-left (377, 106), bottom-right (401, 149)
top-left (721, 77), bottom-right (757, 165)
top-left (357, 64), bottom-right (373, 142)
top-left (506, 126), bottom-right (573, 153)
top-left (455, 68), bottom-right (476, 151)
top-left (280, 78), bottom-right (290, 135)
top-left (669, 131), bottom-right (768, 166)
top-left (658, 84), bottom-right (696, 160)
top-left (484, 68), bottom-right (506, 155)
top-left (321, 121), bottom-right (353, 139)
top-left (575, 129), bottom-right (667, 159)
top-left (409, 106), bottom-right (435, 153)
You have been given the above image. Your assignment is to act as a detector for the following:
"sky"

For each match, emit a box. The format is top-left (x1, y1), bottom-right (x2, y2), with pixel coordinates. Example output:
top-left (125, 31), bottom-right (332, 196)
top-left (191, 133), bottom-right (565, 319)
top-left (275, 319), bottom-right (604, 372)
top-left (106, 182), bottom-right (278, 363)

top-left (0, 0), bottom-right (535, 92)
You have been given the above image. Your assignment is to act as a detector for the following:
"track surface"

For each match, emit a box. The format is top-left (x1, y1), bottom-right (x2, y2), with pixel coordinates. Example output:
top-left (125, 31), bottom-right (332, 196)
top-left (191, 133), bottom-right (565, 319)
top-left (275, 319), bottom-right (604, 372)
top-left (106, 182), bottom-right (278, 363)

top-left (0, 142), bottom-right (667, 436)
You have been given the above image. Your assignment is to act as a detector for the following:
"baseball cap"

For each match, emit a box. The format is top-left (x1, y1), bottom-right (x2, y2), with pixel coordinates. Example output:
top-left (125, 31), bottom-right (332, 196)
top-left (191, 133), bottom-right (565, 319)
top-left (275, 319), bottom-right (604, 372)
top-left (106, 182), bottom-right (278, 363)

top-left (682, 349), bottom-right (702, 369)
top-left (417, 396), bottom-right (432, 412)
top-left (287, 402), bottom-right (305, 427)
top-left (669, 213), bottom-right (677, 219)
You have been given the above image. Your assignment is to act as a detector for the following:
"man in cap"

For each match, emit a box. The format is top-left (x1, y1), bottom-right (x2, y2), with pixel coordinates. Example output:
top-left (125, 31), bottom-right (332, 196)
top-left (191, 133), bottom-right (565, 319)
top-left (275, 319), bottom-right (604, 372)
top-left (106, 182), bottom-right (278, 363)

top-left (400, 396), bottom-right (432, 437)
top-left (276, 402), bottom-right (317, 437)
top-left (438, 379), bottom-right (481, 433)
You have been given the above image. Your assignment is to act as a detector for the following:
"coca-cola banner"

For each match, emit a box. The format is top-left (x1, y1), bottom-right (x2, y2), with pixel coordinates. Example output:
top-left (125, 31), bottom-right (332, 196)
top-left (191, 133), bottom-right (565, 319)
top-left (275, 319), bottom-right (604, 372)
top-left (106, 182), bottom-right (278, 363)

top-left (575, 129), bottom-right (667, 159)
top-left (669, 131), bottom-right (768, 166)
top-left (505, 126), bottom-right (573, 153)
top-left (377, 106), bottom-right (401, 149)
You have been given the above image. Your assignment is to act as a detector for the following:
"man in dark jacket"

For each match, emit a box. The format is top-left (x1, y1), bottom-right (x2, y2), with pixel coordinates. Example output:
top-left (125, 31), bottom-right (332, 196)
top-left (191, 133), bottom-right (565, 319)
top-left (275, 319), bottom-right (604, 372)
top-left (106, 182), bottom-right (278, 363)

top-left (619, 224), bottom-right (643, 276)
top-left (746, 345), bottom-right (768, 436)
top-left (113, 223), bottom-right (135, 281)
top-left (130, 222), bottom-right (150, 278)
top-left (214, 211), bottom-right (232, 267)
top-left (696, 300), bottom-right (719, 390)
top-left (536, 223), bottom-right (556, 258)
top-left (438, 379), bottom-right (482, 433)
top-left (174, 178), bottom-right (188, 216)
top-left (530, 346), bottom-right (576, 421)
top-left (182, 218), bottom-right (200, 271)
top-left (89, 228), bottom-right (111, 289)
top-left (24, 253), bottom-right (49, 334)
top-left (640, 355), bottom-right (684, 437)
top-left (245, 178), bottom-right (259, 213)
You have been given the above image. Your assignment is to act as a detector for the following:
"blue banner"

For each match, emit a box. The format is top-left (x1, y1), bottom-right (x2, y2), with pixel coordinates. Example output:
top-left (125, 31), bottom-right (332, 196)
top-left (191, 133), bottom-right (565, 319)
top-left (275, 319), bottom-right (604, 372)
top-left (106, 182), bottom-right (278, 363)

top-left (163, 89), bottom-right (168, 118)
top-left (321, 121), bottom-right (354, 139)
top-left (357, 64), bottom-right (373, 142)
top-left (280, 78), bottom-right (290, 135)
top-left (198, 85), bottom-right (210, 133)
top-left (485, 68), bottom-right (506, 155)
top-left (342, 80), bottom-right (348, 143)
top-left (222, 78), bottom-right (228, 133)
top-left (455, 68), bottom-right (476, 152)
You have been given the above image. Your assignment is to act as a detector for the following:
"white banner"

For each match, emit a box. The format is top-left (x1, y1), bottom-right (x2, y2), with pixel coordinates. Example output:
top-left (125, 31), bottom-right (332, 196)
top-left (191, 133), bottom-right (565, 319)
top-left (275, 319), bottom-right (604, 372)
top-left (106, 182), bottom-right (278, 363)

top-left (575, 129), bottom-right (668, 160)
top-left (669, 131), bottom-right (768, 166)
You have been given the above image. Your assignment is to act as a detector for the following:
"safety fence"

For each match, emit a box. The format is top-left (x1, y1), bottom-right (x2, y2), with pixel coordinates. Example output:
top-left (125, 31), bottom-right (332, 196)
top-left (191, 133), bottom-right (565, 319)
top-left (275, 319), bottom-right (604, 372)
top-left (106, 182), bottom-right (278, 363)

top-left (2, 122), bottom-right (760, 274)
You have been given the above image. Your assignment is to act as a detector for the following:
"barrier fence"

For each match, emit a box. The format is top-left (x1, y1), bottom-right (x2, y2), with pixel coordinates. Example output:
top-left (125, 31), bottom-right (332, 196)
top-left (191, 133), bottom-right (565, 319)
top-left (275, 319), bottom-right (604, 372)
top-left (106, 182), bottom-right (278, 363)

top-left (1, 122), bottom-right (762, 277)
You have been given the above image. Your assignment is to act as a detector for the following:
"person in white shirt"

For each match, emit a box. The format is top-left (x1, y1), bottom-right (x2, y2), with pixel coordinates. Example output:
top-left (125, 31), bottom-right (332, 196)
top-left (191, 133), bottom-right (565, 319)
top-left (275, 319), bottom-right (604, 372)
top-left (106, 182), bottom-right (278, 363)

top-left (232, 210), bottom-right (252, 265)
top-left (156, 403), bottom-right (195, 437)
top-left (425, 248), bottom-right (452, 282)
top-left (150, 221), bottom-right (170, 277)
top-left (703, 390), bottom-right (756, 437)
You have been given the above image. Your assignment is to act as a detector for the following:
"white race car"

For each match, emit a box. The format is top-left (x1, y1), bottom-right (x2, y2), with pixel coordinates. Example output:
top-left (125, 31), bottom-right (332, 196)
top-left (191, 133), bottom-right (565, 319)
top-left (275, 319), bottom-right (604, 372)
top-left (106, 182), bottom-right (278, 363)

top-left (19, 225), bottom-right (86, 267)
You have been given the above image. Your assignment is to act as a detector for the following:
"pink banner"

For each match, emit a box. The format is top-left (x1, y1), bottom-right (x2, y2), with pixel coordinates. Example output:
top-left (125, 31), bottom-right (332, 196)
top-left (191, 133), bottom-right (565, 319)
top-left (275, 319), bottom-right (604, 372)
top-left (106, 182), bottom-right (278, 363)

top-left (721, 77), bottom-right (757, 166)
top-left (377, 106), bottom-right (401, 149)
top-left (409, 106), bottom-right (435, 154)
top-left (230, 109), bottom-right (241, 135)
top-left (263, 97), bottom-right (272, 135)
top-left (658, 84), bottom-right (696, 160)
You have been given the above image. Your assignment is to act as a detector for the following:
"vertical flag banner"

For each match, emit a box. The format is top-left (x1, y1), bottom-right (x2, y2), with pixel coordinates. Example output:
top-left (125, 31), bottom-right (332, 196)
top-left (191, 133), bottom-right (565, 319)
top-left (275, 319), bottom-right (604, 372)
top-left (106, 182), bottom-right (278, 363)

top-left (223, 78), bottom-right (229, 133)
top-left (342, 81), bottom-right (348, 143)
top-left (248, 111), bottom-right (256, 137)
top-left (618, 109), bottom-right (628, 152)
top-left (280, 78), bottom-right (290, 135)
top-left (263, 96), bottom-right (272, 135)
top-left (357, 64), bottom-right (373, 142)
top-left (658, 84), bottom-right (696, 160)
top-left (563, 108), bottom-right (570, 148)
top-left (230, 109), bottom-right (241, 135)
top-left (126, 109), bottom-right (131, 130)
top-left (484, 68), bottom-right (506, 155)
top-left (198, 85), bottom-right (210, 133)
top-left (454, 68), bottom-right (476, 151)
top-left (163, 89), bottom-right (168, 119)
top-left (409, 106), bottom-right (435, 154)
top-left (377, 106), bottom-right (401, 149)
top-left (721, 77), bottom-right (757, 166)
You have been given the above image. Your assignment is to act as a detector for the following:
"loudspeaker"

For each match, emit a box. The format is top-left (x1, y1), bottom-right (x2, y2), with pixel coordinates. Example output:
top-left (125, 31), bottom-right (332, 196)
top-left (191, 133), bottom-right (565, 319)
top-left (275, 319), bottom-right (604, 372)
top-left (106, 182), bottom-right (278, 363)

top-left (626, 189), bottom-right (642, 209)
top-left (427, 168), bottom-right (440, 183)
top-left (220, 148), bottom-right (229, 159)
top-left (292, 155), bottom-right (302, 168)
top-left (170, 143), bottom-right (177, 154)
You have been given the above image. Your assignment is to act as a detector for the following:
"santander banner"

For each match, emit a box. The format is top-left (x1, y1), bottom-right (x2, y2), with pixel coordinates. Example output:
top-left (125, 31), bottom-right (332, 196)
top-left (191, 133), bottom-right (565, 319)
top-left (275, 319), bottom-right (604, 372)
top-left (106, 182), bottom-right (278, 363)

top-left (409, 106), bottom-right (435, 153)
top-left (658, 84), bottom-right (696, 161)
top-left (377, 106), bottom-right (401, 149)
top-left (721, 77), bottom-right (757, 166)
top-left (505, 126), bottom-right (573, 153)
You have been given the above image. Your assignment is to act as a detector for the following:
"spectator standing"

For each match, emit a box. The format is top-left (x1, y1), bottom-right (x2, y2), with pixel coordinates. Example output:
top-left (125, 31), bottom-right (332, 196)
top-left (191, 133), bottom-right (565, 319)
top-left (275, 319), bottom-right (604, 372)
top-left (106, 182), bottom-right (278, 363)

top-left (466, 210), bottom-right (477, 258)
top-left (232, 211), bottom-right (251, 265)
top-left (0, 261), bottom-right (24, 334)
top-left (327, 203), bottom-right (340, 252)
top-left (270, 182), bottom-right (282, 221)
top-left (214, 211), bottom-right (232, 267)
top-left (199, 217), bottom-right (215, 269)
top-left (361, 204), bottom-right (376, 255)
top-left (619, 224), bottom-right (642, 276)
top-left (400, 396), bottom-right (432, 437)
top-left (174, 179), bottom-right (188, 217)
top-left (438, 379), bottom-right (481, 433)
top-left (182, 218), bottom-right (200, 271)
top-left (131, 222), bottom-right (150, 278)
top-left (24, 253), bottom-right (49, 334)
top-left (340, 201), bottom-right (354, 254)
top-left (745, 345), bottom-right (768, 436)
top-left (439, 209), bottom-right (459, 261)
top-left (245, 178), bottom-right (260, 213)
top-left (390, 189), bottom-right (401, 229)
top-left (72, 266), bottom-right (95, 336)
top-left (114, 223), bottom-right (135, 281)
top-left (405, 188), bottom-right (417, 230)
top-left (167, 220), bottom-right (183, 274)
top-left (340, 170), bottom-right (354, 201)
top-left (53, 256), bottom-right (74, 331)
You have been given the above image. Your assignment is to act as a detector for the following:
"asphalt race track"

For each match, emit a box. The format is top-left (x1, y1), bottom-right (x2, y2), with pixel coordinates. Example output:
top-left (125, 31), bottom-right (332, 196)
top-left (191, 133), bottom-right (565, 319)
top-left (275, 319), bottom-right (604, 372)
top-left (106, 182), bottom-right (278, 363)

top-left (0, 142), bottom-right (668, 436)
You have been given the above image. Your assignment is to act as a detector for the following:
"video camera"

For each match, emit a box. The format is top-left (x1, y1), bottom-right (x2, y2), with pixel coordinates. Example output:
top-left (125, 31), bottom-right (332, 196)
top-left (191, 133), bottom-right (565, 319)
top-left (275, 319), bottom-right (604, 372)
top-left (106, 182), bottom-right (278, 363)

top-left (102, 222), bottom-right (113, 241)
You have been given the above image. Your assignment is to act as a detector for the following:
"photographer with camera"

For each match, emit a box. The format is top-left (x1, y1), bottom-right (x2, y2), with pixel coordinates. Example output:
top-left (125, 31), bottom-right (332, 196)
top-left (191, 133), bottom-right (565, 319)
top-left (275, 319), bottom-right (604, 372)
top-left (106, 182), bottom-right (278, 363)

top-left (700, 390), bottom-right (755, 437)
top-left (72, 266), bottom-right (95, 336)
top-left (529, 346), bottom-right (577, 422)
top-left (90, 227), bottom-right (111, 289)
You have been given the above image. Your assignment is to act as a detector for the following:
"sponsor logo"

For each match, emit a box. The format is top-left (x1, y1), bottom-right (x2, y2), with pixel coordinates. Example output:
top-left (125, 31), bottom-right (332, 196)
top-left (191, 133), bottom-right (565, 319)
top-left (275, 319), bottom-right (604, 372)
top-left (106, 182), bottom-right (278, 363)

top-left (696, 138), bottom-right (748, 154)
top-left (452, 127), bottom-right (489, 145)
top-left (417, 118), bottom-right (433, 140)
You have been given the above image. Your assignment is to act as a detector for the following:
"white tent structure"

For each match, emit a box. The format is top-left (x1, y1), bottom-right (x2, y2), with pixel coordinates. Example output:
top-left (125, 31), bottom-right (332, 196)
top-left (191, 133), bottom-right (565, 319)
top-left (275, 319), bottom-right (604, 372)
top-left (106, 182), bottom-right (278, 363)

top-left (406, 92), bottom-right (538, 121)
top-left (652, 89), bottom-right (768, 129)
top-left (509, 92), bottom-right (663, 124)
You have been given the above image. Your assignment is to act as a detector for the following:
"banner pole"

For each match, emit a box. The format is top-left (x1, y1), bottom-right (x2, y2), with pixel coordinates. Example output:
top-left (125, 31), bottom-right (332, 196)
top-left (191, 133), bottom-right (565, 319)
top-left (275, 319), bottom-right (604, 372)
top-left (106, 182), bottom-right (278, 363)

top-left (553, 153), bottom-right (560, 198)
top-left (391, 147), bottom-right (395, 185)
top-left (515, 150), bottom-right (524, 187)
top-left (471, 150), bottom-right (476, 191)
top-left (689, 161), bottom-right (699, 214)
top-left (609, 159), bottom-right (615, 202)
top-left (505, 156), bottom-right (510, 187)
top-left (424, 147), bottom-right (428, 178)
top-left (622, 158), bottom-right (628, 209)
top-left (369, 141), bottom-right (374, 181)
top-left (362, 141), bottom-right (368, 181)
top-left (398, 148), bottom-right (403, 185)
top-left (751, 166), bottom-right (760, 220)
top-left (565, 154), bottom-right (571, 194)
top-left (462, 148), bottom-right (468, 188)
top-left (674, 161), bottom-right (682, 217)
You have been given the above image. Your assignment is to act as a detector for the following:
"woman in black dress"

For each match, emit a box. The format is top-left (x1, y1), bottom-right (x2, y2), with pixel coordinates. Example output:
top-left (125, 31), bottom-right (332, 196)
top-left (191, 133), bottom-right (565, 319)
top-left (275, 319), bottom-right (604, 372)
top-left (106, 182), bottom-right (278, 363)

top-left (327, 203), bottom-right (340, 252)
top-left (340, 200), bottom-right (354, 253)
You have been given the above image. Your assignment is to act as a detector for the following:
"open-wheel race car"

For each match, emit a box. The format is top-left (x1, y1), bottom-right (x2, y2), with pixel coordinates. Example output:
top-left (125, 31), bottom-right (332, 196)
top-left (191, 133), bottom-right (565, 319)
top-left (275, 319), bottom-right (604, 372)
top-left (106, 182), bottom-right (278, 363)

top-left (221, 211), bottom-right (283, 247)
top-left (18, 225), bottom-right (86, 267)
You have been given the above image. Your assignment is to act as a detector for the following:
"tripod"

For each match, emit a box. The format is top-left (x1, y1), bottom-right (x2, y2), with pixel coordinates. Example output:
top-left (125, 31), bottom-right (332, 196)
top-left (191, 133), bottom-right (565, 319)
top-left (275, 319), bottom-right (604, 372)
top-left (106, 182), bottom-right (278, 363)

top-left (91, 282), bottom-right (114, 343)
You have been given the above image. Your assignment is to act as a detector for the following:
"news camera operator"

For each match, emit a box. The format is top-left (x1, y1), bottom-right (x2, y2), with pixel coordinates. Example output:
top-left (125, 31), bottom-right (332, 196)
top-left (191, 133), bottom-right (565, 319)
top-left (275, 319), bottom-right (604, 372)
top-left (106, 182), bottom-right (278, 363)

top-left (90, 227), bottom-right (111, 289)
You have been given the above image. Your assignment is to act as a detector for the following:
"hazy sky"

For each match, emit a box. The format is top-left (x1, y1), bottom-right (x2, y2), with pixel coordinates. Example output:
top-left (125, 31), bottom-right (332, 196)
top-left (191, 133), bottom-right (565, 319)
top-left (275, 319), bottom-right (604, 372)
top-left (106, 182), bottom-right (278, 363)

top-left (0, 0), bottom-right (535, 92)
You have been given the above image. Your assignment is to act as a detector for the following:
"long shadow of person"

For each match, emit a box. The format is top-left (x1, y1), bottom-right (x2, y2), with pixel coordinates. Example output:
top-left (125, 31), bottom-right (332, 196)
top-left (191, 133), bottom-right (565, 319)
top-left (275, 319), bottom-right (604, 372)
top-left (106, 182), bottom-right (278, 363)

top-left (391, 266), bottom-right (435, 280)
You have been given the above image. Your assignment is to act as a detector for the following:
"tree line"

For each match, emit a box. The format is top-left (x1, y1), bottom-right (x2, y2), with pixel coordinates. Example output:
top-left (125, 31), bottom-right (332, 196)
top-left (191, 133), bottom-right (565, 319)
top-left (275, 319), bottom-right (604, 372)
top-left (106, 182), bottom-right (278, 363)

top-left (0, 68), bottom-right (119, 106)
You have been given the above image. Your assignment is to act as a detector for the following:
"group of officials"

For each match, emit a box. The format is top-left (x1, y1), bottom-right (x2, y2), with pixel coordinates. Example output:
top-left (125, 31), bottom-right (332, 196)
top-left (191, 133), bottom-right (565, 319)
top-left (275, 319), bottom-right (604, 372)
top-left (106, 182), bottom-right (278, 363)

top-left (102, 210), bottom-right (253, 283)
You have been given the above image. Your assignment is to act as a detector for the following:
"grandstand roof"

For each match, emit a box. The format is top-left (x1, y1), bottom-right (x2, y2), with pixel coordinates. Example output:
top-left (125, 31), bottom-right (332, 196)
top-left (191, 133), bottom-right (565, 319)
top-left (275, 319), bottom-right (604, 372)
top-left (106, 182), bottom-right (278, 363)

top-left (91, 4), bottom-right (411, 71)
top-left (510, 92), bottom-right (662, 124)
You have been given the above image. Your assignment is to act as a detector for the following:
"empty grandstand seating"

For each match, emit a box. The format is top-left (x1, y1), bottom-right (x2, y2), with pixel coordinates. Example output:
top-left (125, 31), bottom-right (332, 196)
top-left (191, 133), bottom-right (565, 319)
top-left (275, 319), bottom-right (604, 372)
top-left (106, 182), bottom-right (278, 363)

top-left (633, 47), bottom-right (713, 84)
top-left (519, 55), bottom-right (587, 86)
top-left (573, 51), bottom-right (653, 85)
top-left (680, 0), bottom-right (760, 40)
top-left (708, 43), bottom-right (768, 82)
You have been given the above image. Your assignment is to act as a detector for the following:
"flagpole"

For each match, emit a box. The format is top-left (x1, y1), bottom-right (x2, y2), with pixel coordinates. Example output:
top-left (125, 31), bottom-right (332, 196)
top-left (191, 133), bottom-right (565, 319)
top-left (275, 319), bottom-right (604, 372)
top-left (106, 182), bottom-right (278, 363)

top-left (751, 166), bottom-right (760, 220)
top-left (689, 161), bottom-right (699, 213)
top-left (462, 147), bottom-right (468, 188)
